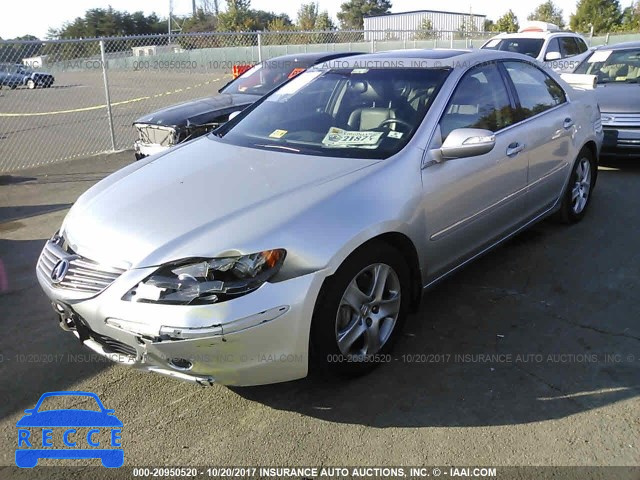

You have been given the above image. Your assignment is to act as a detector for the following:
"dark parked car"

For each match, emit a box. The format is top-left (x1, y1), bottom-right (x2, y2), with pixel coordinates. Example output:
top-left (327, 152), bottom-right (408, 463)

top-left (0, 63), bottom-right (54, 89)
top-left (132, 51), bottom-right (362, 159)
top-left (574, 41), bottom-right (640, 158)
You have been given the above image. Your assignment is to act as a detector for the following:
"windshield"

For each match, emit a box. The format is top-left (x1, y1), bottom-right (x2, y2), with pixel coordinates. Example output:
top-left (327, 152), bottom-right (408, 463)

top-left (217, 67), bottom-right (450, 159)
top-left (574, 48), bottom-right (640, 84)
top-left (221, 60), bottom-right (308, 96)
top-left (36, 395), bottom-right (102, 412)
top-left (482, 38), bottom-right (545, 58)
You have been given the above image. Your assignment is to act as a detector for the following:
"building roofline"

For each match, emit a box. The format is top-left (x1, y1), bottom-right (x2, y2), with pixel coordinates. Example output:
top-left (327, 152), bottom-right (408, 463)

top-left (364, 9), bottom-right (487, 19)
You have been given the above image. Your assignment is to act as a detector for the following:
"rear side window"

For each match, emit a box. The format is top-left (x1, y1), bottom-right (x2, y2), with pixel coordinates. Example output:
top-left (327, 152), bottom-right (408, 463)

top-left (503, 61), bottom-right (566, 120)
top-left (560, 37), bottom-right (581, 57)
top-left (575, 38), bottom-right (588, 53)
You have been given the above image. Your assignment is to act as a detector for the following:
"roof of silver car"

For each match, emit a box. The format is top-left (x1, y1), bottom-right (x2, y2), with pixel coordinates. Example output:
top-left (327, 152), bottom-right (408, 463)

top-left (594, 41), bottom-right (640, 50)
top-left (316, 48), bottom-right (518, 69)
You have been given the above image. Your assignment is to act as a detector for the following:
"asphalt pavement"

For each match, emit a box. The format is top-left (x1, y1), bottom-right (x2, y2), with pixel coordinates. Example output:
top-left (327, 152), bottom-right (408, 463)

top-left (0, 151), bottom-right (638, 477)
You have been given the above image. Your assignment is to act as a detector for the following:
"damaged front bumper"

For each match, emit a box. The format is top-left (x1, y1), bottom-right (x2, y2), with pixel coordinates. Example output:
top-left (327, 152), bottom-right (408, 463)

top-left (38, 255), bottom-right (325, 386)
top-left (133, 140), bottom-right (171, 160)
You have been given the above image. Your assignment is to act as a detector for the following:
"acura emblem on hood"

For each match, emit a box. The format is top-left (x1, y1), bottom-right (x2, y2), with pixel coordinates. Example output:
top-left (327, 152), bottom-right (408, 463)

top-left (51, 259), bottom-right (70, 284)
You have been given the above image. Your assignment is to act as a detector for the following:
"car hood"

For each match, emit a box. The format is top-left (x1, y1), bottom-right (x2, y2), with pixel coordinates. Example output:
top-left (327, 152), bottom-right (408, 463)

top-left (133, 93), bottom-right (261, 128)
top-left (16, 410), bottom-right (123, 427)
top-left (62, 137), bottom-right (380, 268)
top-left (595, 84), bottom-right (640, 114)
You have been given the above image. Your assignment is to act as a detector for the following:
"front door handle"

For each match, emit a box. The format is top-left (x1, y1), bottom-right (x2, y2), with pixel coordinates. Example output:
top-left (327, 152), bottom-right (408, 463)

top-left (506, 142), bottom-right (525, 157)
top-left (563, 117), bottom-right (574, 129)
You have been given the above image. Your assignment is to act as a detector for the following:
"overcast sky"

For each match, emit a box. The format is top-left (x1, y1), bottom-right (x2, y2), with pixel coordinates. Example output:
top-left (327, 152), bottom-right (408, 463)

top-left (1, 0), bottom-right (636, 39)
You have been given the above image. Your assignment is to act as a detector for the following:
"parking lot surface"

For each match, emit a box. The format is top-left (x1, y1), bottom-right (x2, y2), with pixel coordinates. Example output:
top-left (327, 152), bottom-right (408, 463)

top-left (0, 151), bottom-right (638, 472)
top-left (0, 71), bottom-right (230, 171)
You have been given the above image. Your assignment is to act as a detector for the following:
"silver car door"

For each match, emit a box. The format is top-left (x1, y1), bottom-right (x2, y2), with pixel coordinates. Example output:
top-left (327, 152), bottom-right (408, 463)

top-left (420, 62), bottom-right (530, 280)
top-left (503, 61), bottom-right (574, 216)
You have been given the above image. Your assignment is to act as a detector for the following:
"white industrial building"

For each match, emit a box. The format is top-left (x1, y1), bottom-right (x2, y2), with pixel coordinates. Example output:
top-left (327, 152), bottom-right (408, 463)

top-left (364, 9), bottom-right (486, 40)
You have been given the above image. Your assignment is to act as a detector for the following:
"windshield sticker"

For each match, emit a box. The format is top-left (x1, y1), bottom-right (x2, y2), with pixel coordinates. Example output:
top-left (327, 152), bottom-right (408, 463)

top-left (387, 131), bottom-right (404, 139)
top-left (322, 127), bottom-right (383, 148)
top-left (287, 67), bottom-right (306, 79)
top-left (273, 70), bottom-right (323, 97)
top-left (269, 129), bottom-right (288, 139)
top-left (352, 68), bottom-right (369, 74)
top-left (588, 50), bottom-right (612, 63)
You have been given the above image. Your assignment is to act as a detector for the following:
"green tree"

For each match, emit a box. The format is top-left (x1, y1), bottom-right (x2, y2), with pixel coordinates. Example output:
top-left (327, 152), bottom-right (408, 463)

top-left (483, 18), bottom-right (495, 31)
top-left (414, 18), bottom-right (435, 40)
top-left (297, 3), bottom-right (319, 30)
top-left (527, 1), bottom-right (565, 28)
top-left (620, 1), bottom-right (640, 31)
top-left (456, 18), bottom-right (474, 39)
top-left (337, 0), bottom-right (392, 30)
top-left (494, 10), bottom-right (520, 32)
top-left (570, 0), bottom-right (622, 33)
top-left (182, 8), bottom-right (218, 32)
top-left (315, 11), bottom-right (336, 30)
top-left (266, 17), bottom-right (294, 31)
top-left (47, 7), bottom-right (167, 38)
top-left (217, 0), bottom-right (253, 31)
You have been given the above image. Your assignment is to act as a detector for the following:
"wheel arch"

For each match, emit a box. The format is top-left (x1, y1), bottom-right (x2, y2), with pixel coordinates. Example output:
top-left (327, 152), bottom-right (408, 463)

top-left (581, 140), bottom-right (599, 187)
top-left (318, 231), bottom-right (423, 314)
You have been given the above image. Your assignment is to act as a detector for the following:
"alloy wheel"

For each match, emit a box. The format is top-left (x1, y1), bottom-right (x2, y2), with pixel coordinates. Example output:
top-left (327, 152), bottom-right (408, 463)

top-left (335, 263), bottom-right (401, 357)
top-left (571, 157), bottom-right (591, 214)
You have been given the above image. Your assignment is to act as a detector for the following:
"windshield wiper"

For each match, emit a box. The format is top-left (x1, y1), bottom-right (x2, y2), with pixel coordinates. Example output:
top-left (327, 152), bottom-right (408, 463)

top-left (254, 143), bottom-right (301, 153)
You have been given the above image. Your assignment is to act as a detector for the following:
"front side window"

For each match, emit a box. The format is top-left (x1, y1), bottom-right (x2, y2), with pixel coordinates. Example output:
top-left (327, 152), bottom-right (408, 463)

top-left (482, 38), bottom-right (545, 59)
top-left (439, 63), bottom-right (515, 140)
top-left (575, 48), bottom-right (640, 84)
top-left (218, 67), bottom-right (451, 159)
top-left (503, 61), bottom-right (566, 119)
top-left (546, 38), bottom-right (561, 58)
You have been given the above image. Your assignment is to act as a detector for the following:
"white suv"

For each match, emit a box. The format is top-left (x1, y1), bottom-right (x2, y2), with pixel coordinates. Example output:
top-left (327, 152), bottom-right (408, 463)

top-left (481, 22), bottom-right (591, 73)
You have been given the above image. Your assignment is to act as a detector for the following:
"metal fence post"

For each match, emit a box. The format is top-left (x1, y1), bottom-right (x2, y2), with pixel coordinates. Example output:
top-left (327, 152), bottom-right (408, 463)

top-left (605, 33), bottom-right (610, 45)
top-left (99, 39), bottom-right (117, 152)
top-left (257, 32), bottom-right (263, 62)
top-left (371, 38), bottom-right (375, 53)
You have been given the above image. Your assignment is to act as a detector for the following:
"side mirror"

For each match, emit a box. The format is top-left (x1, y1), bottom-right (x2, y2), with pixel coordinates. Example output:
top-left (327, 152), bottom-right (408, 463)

top-left (24, 408), bottom-right (34, 414)
top-left (545, 51), bottom-right (562, 61)
top-left (437, 128), bottom-right (496, 160)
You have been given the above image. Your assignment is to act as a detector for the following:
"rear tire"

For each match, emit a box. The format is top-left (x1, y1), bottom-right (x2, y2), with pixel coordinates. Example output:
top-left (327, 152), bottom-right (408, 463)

top-left (26, 79), bottom-right (36, 89)
top-left (555, 148), bottom-right (595, 224)
top-left (310, 242), bottom-right (410, 376)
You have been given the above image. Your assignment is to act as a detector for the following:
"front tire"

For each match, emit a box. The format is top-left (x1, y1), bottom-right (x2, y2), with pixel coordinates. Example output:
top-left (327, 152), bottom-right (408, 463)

top-left (310, 242), bottom-right (410, 376)
top-left (556, 148), bottom-right (595, 224)
top-left (26, 79), bottom-right (36, 89)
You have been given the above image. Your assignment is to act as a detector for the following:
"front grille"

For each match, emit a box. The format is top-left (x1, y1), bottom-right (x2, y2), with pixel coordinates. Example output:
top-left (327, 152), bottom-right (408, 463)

top-left (92, 332), bottom-right (138, 357)
top-left (601, 113), bottom-right (640, 128)
top-left (37, 238), bottom-right (125, 294)
top-left (135, 124), bottom-right (176, 146)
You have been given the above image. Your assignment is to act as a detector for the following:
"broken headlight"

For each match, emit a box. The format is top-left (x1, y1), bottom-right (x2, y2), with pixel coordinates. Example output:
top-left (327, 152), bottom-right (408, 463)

top-left (124, 249), bottom-right (285, 305)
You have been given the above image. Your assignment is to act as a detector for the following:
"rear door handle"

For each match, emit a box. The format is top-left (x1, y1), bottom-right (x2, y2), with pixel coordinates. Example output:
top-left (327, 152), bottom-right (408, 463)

top-left (563, 117), bottom-right (574, 129)
top-left (506, 142), bottom-right (525, 157)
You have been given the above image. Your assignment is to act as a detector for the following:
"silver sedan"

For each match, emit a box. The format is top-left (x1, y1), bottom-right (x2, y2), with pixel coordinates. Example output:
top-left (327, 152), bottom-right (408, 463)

top-left (36, 49), bottom-right (603, 386)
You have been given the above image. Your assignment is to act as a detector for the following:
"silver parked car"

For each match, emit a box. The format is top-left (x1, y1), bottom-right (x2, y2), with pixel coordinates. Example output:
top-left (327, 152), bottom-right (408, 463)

top-left (574, 41), bottom-right (640, 158)
top-left (37, 49), bottom-right (603, 386)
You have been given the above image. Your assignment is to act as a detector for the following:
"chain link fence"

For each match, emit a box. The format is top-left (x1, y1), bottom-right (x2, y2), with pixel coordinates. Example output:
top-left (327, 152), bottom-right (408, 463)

top-left (1, 29), bottom-right (638, 173)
